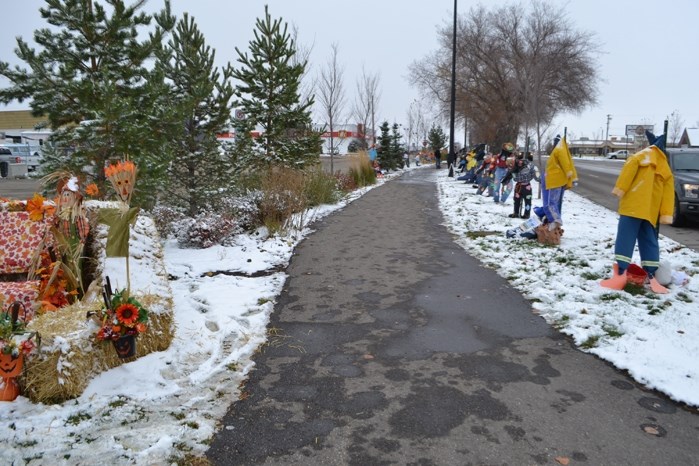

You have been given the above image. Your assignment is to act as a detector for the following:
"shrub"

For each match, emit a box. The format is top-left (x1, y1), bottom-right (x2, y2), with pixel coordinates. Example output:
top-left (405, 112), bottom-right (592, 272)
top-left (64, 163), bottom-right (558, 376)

top-left (218, 191), bottom-right (263, 232)
top-left (334, 171), bottom-right (357, 192)
top-left (149, 204), bottom-right (187, 239)
top-left (303, 166), bottom-right (340, 206)
top-left (174, 211), bottom-right (237, 248)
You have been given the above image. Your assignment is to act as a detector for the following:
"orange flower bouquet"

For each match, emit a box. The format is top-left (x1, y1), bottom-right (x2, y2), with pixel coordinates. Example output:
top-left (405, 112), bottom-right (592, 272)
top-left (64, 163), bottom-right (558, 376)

top-left (94, 279), bottom-right (148, 359)
top-left (96, 287), bottom-right (149, 343)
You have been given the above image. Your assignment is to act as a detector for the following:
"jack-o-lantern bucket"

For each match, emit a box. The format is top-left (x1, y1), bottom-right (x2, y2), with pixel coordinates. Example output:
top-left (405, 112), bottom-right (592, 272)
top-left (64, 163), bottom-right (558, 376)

top-left (0, 352), bottom-right (23, 379)
top-left (1, 375), bottom-right (20, 401)
top-left (112, 334), bottom-right (137, 359)
top-left (0, 353), bottom-right (24, 401)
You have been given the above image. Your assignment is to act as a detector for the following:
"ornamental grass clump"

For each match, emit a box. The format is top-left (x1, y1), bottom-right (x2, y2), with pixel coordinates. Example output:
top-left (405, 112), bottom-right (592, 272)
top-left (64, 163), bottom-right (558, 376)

top-left (259, 167), bottom-right (307, 234)
top-left (348, 151), bottom-right (376, 187)
top-left (303, 166), bottom-right (340, 206)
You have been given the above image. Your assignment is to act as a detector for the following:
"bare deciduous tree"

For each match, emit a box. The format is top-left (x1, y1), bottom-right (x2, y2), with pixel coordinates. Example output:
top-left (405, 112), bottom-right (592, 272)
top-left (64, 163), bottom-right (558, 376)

top-left (291, 24), bottom-right (315, 107)
top-left (353, 67), bottom-right (381, 148)
top-left (410, 1), bottom-right (600, 155)
top-left (668, 110), bottom-right (684, 147)
top-left (317, 42), bottom-right (346, 173)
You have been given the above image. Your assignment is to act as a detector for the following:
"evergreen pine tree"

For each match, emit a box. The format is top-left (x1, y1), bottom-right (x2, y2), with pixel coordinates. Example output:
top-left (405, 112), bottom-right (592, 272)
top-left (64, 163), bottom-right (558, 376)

top-left (0, 0), bottom-right (174, 207)
top-left (390, 123), bottom-right (404, 169)
top-left (232, 6), bottom-right (320, 169)
top-left (428, 125), bottom-right (447, 152)
top-left (155, 13), bottom-right (235, 216)
top-left (376, 121), bottom-right (397, 171)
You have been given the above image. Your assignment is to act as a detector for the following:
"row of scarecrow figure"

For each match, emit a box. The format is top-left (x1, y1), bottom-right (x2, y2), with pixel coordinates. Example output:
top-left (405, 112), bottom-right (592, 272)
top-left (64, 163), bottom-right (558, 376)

top-left (543, 130), bottom-right (673, 293)
top-left (486, 128), bottom-right (674, 295)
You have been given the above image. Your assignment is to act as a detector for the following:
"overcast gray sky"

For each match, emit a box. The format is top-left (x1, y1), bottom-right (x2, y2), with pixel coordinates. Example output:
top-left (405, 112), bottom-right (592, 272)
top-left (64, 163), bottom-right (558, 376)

top-left (2, 0), bottom-right (698, 143)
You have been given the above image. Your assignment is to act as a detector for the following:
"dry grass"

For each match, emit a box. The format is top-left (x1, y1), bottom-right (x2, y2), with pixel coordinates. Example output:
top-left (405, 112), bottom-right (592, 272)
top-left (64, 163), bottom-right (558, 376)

top-left (348, 151), bottom-right (377, 187)
top-left (259, 167), bottom-right (308, 234)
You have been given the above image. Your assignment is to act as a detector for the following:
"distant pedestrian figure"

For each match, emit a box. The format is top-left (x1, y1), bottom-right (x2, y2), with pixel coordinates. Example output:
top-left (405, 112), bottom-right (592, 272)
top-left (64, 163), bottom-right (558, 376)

top-left (434, 148), bottom-right (441, 169)
top-left (403, 151), bottom-right (410, 168)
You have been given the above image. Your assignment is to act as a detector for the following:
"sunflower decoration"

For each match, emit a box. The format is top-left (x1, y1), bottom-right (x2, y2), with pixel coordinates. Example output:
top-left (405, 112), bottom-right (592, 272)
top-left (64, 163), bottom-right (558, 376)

top-left (95, 287), bottom-right (148, 342)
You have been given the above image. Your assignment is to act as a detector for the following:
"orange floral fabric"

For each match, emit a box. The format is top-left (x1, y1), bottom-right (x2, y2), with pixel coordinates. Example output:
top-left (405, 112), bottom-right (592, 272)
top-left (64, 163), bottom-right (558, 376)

top-left (0, 211), bottom-right (50, 274)
top-left (0, 281), bottom-right (39, 321)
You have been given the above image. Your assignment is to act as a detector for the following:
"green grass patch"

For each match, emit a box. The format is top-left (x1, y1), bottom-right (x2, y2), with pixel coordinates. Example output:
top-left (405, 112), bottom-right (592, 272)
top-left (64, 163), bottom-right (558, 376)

top-left (599, 292), bottom-right (624, 302)
top-left (466, 230), bottom-right (500, 239)
top-left (108, 398), bottom-right (128, 408)
top-left (303, 166), bottom-right (340, 206)
top-left (554, 255), bottom-right (572, 264)
top-left (623, 283), bottom-right (650, 296)
top-left (581, 271), bottom-right (602, 281)
top-left (603, 325), bottom-right (623, 338)
top-left (580, 335), bottom-right (601, 349)
top-left (553, 315), bottom-right (570, 329)
top-left (65, 412), bottom-right (92, 426)
top-left (676, 292), bottom-right (693, 303)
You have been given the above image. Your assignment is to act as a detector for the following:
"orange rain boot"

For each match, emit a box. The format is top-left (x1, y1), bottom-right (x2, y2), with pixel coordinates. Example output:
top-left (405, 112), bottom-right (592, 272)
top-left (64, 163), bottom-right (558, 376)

top-left (649, 277), bottom-right (669, 294)
top-left (600, 263), bottom-right (628, 290)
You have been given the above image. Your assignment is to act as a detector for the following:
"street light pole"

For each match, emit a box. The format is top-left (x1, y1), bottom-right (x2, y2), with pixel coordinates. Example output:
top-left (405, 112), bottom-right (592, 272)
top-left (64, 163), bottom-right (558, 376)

top-left (447, 0), bottom-right (457, 177)
top-left (605, 114), bottom-right (611, 155)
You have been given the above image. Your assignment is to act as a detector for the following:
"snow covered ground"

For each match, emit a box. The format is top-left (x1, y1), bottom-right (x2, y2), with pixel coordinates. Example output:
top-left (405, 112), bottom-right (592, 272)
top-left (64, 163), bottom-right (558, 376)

top-left (1, 165), bottom-right (697, 464)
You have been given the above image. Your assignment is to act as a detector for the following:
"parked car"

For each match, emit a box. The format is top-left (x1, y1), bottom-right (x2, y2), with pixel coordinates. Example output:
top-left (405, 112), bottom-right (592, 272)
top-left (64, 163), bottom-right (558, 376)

top-left (606, 149), bottom-right (629, 159)
top-left (667, 148), bottom-right (699, 226)
top-left (0, 147), bottom-right (16, 177)
top-left (0, 143), bottom-right (42, 172)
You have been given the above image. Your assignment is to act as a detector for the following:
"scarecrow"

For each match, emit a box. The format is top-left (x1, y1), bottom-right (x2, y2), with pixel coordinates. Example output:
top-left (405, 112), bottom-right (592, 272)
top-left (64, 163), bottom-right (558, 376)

top-left (600, 132), bottom-right (674, 293)
top-left (98, 160), bottom-right (140, 292)
top-left (541, 135), bottom-right (577, 230)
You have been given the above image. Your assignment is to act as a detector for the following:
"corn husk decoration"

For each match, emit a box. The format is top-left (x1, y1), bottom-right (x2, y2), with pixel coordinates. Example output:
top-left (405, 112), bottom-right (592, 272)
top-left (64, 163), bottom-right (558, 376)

top-left (101, 160), bottom-right (140, 293)
top-left (104, 160), bottom-right (136, 205)
top-left (31, 172), bottom-right (91, 304)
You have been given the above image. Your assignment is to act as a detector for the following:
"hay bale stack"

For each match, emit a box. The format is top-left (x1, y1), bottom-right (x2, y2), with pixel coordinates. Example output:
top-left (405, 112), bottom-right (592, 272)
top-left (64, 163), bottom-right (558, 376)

top-left (22, 296), bottom-right (173, 403)
top-left (21, 204), bottom-right (175, 403)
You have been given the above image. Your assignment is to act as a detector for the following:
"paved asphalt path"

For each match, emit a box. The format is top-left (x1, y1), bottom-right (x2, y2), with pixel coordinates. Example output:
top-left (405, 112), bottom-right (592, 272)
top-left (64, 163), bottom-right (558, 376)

top-left (207, 168), bottom-right (699, 465)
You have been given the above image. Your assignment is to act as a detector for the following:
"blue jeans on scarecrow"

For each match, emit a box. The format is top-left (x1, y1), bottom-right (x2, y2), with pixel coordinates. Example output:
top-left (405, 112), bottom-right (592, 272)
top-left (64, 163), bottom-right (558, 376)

top-left (613, 215), bottom-right (660, 276)
top-left (541, 175), bottom-right (565, 224)
top-left (493, 167), bottom-right (508, 203)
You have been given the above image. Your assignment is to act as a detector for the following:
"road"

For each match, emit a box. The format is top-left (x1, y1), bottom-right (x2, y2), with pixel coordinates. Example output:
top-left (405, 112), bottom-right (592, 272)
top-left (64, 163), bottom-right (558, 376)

top-left (573, 158), bottom-right (699, 250)
top-left (0, 177), bottom-right (42, 199)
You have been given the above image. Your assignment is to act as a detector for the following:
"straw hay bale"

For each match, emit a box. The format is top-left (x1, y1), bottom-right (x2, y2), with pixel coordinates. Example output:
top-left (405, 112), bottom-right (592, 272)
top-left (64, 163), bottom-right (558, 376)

top-left (20, 204), bottom-right (175, 404)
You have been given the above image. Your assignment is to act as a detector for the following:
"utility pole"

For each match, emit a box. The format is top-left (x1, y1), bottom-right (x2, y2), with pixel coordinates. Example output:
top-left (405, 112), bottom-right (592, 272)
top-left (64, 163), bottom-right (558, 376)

top-left (605, 114), bottom-right (611, 155)
top-left (447, 0), bottom-right (457, 177)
